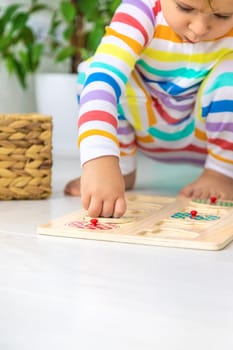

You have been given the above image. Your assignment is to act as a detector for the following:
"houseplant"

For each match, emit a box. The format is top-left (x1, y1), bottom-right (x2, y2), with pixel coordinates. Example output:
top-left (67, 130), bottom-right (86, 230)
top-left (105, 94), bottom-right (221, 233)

top-left (48, 0), bottom-right (121, 74)
top-left (0, 0), bottom-right (49, 88)
top-left (0, 0), bottom-right (121, 87)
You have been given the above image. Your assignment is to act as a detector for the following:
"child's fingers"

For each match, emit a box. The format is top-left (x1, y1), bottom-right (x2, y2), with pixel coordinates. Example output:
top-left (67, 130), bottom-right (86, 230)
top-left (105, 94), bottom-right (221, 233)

top-left (113, 197), bottom-right (127, 218)
top-left (81, 193), bottom-right (91, 211)
top-left (87, 196), bottom-right (104, 218)
top-left (101, 199), bottom-right (115, 218)
top-left (84, 195), bottom-right (126, 218)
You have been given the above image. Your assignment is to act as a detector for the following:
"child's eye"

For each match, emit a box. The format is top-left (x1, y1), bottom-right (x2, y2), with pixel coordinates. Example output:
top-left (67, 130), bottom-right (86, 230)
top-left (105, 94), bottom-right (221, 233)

top-left (214, 13), bottom-right (232, 20)
top-left (176, 3), bottom-right (193, 12)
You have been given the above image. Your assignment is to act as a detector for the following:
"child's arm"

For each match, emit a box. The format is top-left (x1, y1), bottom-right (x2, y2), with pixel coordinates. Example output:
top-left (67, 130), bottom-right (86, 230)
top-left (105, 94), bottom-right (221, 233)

top-left (81, 156), bottom-right (127, 218)
top-left (77, 1), bottom-right (157, 217)
top-left (78, 0), bottom-right (156, 170)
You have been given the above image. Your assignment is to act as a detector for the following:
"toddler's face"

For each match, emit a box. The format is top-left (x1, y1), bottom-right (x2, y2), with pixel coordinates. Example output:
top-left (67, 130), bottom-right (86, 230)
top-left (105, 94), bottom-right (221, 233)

top-left (160, 0), bottom-right (233, 42)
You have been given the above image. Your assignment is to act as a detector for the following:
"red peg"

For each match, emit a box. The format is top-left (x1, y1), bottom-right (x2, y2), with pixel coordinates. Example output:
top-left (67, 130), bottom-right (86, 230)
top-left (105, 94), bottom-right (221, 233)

top-left (210, 196), bottom-right (217, 204)
top-left (90, 218), bottom-right (98, 226)
top-left (190, 210), bottom-right (198, 218)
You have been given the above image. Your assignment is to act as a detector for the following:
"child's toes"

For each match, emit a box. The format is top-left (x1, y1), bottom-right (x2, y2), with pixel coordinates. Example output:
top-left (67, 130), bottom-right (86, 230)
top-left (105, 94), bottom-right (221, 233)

top-left (179, 184), bottom-right (193, 197)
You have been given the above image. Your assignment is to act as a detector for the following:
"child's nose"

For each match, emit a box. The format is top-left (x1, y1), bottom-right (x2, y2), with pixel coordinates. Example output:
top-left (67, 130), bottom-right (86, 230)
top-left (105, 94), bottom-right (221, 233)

top-left (189, 16), bottom-right (210, 38)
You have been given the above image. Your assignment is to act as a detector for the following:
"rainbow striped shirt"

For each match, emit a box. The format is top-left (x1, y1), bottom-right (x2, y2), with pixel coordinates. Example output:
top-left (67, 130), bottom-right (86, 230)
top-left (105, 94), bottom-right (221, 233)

top-left (77, 0), bottom-right (233, 170)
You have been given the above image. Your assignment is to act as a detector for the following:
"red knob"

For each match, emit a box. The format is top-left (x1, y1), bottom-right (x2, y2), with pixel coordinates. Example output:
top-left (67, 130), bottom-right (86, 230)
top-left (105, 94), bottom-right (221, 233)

top-left (190, 210), bottom-right (198, 218)
top-left (90, 218), bottom-right (98, 226)
top-left (210, 196), bottom-right (217, 204)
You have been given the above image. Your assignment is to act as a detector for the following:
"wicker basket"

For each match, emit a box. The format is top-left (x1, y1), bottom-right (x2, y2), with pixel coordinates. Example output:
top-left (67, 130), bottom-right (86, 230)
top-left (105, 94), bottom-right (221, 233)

top-left (0, 113), bottom-right (52, 200)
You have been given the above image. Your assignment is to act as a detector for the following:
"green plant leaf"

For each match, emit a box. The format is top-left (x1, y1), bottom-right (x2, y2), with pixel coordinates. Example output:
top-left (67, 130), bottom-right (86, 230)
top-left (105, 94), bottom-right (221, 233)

top-left (109, 0), bottom-right (121, 13)
top-left (20, 26), bottom-right (35, 45)
top-left (87, 19), bottom-right (105, 52)
top-left (0, 36), bottom-right (10, 51)
top-left (5, 55), bottom-right (26, 88)
top-left (60, 1), bottom-right (76, 23)
top-left (5, 54), bottom-right (15, 73)
top-left (19, 50), bottom-right (30, 71)
top-left (55, 46), bottom-right (75, 62)
top-left (63, 25), bottom-right (74, 41)
top-left (10, 13), bottom-right (28, 34)
top-left (48, 12), bottom-right (61, 36)
top-left (0, 4), bottom-right (21, 24)
top-left (30, 4), bottom-right (51, 13)
top-left (0, 4), bottom-right (21, 35)
top-left (30, 43), bottom-right (44, 70)
top-left (79, 0), bottom-right (96, 18)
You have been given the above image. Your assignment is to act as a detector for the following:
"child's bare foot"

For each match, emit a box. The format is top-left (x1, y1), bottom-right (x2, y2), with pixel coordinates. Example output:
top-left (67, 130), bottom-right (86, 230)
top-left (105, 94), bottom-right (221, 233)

top-left (64, 171), bottom-right (136, 196)
top-left (179, 168), bottom-right (233, 200)
top-left (64, 177), bottom-right (82, 196)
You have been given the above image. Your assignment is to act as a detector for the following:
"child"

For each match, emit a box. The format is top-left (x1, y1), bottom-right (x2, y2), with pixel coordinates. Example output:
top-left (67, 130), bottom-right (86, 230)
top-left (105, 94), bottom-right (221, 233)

top-left (65, 0), bottom-right (233, 218)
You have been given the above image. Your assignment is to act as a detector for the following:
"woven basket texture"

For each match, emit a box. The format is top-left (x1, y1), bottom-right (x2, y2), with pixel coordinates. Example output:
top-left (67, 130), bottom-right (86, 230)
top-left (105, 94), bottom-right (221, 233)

top-left (0, 114), bottom-right (52, 200)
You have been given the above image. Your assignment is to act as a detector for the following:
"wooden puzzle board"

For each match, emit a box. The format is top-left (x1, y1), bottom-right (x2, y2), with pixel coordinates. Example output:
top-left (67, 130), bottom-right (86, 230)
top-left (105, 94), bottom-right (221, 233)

top-left (37, 194), bottom-right (233, 250)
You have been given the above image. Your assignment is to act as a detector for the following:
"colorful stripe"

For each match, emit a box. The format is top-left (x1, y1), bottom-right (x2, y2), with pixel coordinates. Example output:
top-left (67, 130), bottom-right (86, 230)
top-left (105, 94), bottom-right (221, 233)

top-left (112, 13), bottom-right (150, 44)
top-left (77, 0), bottom-right (233, 177)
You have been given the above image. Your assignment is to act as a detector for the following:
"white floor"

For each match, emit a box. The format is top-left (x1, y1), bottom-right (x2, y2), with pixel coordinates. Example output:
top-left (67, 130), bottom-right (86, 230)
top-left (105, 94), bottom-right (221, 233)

top-left (0, 154), bottom-right (233, 350)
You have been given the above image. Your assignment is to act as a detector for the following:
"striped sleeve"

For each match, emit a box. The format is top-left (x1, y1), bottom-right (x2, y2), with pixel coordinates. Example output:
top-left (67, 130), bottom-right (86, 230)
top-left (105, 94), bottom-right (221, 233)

top-left (78, 0), bottom-right (157, 166)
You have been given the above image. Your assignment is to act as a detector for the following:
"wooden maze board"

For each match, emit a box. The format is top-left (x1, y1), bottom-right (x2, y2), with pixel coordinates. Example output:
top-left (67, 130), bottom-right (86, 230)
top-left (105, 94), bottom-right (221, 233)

top-left (37, 194), bottom-right (233, 250)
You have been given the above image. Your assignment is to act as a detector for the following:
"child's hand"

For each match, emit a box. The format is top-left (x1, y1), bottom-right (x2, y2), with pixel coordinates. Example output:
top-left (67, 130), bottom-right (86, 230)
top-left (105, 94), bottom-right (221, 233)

top-left (80, 156), bottom-right (127, 218)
